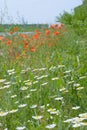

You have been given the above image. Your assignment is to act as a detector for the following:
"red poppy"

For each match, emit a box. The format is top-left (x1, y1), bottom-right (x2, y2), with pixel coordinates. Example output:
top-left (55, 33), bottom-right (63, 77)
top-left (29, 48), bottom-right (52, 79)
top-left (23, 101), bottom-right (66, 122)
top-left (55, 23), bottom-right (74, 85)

top-left (58, 23), bottom-right (64, 30)
top-left (24, 43), bottom-right (28, 49)
top-left (50, 24), bottom-right (58, 29)
top-left (32, 33), bottom-right (39, 40)
top-left (6, 40), bottom-right (12, 46)
top-left (0, 36), bottom-right (3, 41)
top-left (50, 25), bottom-right (55, 29)
top-left (9, 31), bottom-right (14, 35)
top-left (53, 31), bottom-right (59, 35)
top-left (30, 46), bottom-right (35, 52)
top-left (20, 34), bottom-right (28, 38)
top-left (45, 29), bottom-right (50, 36)
top-left (13, 27), bottom-right (18, 32)
top-left (48, 43), bottom-right (52, 48)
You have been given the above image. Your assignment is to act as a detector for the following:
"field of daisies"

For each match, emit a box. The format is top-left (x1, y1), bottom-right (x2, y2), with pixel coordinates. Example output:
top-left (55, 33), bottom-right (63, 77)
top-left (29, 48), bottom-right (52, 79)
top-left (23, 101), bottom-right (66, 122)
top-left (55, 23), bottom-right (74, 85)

top-left (0, 23), bottom-right (87, 130)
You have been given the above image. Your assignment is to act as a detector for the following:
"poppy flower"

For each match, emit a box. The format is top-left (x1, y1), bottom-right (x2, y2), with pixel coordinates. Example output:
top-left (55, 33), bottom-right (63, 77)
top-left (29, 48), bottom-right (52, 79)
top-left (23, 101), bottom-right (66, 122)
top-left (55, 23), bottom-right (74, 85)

top-left (24, 43), bottom-right (28, 49)
top-left (13, 26), bottom-right (18, 32)
top-left (9, 31), bottom-right (14, 35)
top-left (53, 31), bottom-right (59, 35)
top-left (32, 33), bottom-right (39, 40)
top-left (30, 46), bottom-right (35, 52)
top-left (6, 40), bottom-right (12, 46)
top-left (0, 36), bottom-right (3, 41)
top-left (48, 43), bottom-right (52, 48)
top-left (53, 24), bottom-right (58, 28)
top-left (50, 25), bottom-right (55, 29)
top-left (45, 29), bottom-right (50, 36)
top-left (50, 24), bottom-right (58, 29)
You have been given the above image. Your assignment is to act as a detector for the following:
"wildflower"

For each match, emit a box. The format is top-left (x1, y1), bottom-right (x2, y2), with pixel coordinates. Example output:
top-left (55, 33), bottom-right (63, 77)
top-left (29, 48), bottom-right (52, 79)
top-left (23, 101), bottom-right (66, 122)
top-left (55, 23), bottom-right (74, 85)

top-left (24, 43), bottom-right (28, 49)
top-left (30, 89), bottom-right (37, 92)
top-left (68, 80), bottom-right (74, 85)
top-left (64, 118), bottom-right (74, 123)
top-left (23, 79), bottom-right (30, 83)
top-left (32, 32), bottom-right (39, 39)
top-left (16, 126), bottom-right (26, 130)
top-left (51, 77), bottom-right (59, 80)
top-left (9, 109), bottom-right (18, 114)
top-left (50, 24), bottom-right (58, 29)
top-left (53, 31), bottom-right (59, 35)
top-left (4, 81), bottom-right (11, 85)
top-left (13, 26), bottom-right (18, 32)
top-left (0, 111), bottom-right (8, 117)
top-left (20, 86), bottom-right (28, 91)
top-left (27, 120), bottom-right (31, 123)
top-left (50, 95), bottom-right (57, 98)
top-left (25, 81), bottom-right (32, 86)
top-left (37, 75), bottom-right (48, 80)
top-left (0, 79), bottom-right (6, 83)
top-left (72, 123), bottom-right (82, 128)
top-left (53, 24), bottom-right (58, 28)
top-left (39, 105), bottom-right (45, 110)
top-left (58, 23), bottom-right (64, 30)
top-left (60, 23), bottom-right (64, 27)
top-left (6, 40), bottom-right (12, 46)
top-left (9, 31), bottom-right (14, 35)
top-left (11, 95), bottom-right (17, 98)
top-left (58, 64), bottom-right (65, 68)
top-left (0, 85), bottom-right (10, 90)
top-left (0, 123), bottom-right (2, 126)
top-left (15, 101), bottom-right (19, 104)
top-left (73, 83), bottom-right (80, 87)
top-left (47, 104), bottom-right (50, 107)
top-left (32, 68), bottom-right (39, 72)
top-left (49, 66), bottom-right (56, 71)
top-left (32, 115), bottom-right (43, 120)
top-left (30, 46), bottom-right (35, 52)
top-left (59, 87), bottom-right (66, 92)
top-left (30, 104), bottom-right (37, 109)
top-left (47, 108), bottom-right (59, 115)
top-left (79, 113), bottom-right (87, 119)
top-left (45, 29), bottom-right (50, 36)
top-left (72, 106), bottom-right (80, 110)
top-left (18, 104), bottom-right (27, 108)
top-left (33, 80), bottom-right (39, 84)
top-left (39, 68), bottom-right (47, 71)
top-left (54, 97), bottom-right (63, 101)
top-left (73, 117), bottom-right (85, 123)
top-left (64, 70), bottom-right (72, 74)
top-left (7, 69), bottom-right (15, 73)
top-left (4, 128), bottom-right (8, 130)
top-left (50, 24), bottom-right (55, 29)
top-left (0, 36), bottom-right (3, 41)
top-left (81, 122), bottom-right (87, 126)
top-left (40, 82), bottom-right (48, 86)
top-left (8, 71), bottom-right (15, 75)
top-left (64, 117), bottom-right (84, 124)
top-left (24, 94), bottom-right (30, 99)
top-left (76, 87), bottom-right (84, 90)
top-left (40, 42), bottom-right (44, 45)
top-left (48, 43), bottom-right (52, 48)
top-left (45, 123), bottom-right (56, 129)
top-left (79, 76), bottom-right (86, 80)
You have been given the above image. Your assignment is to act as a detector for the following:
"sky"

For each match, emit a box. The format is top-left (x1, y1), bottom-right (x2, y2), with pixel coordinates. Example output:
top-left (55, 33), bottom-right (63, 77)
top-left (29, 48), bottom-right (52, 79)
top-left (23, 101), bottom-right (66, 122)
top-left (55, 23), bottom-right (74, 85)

top-left (0, 0), bottom-right (82, 24)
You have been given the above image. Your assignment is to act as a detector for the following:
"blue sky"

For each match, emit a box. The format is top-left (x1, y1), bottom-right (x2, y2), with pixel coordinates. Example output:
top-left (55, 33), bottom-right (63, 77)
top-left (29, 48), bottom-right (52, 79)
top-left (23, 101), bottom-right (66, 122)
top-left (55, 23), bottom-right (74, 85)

top-left (0, 0), bottom-right (82, 24)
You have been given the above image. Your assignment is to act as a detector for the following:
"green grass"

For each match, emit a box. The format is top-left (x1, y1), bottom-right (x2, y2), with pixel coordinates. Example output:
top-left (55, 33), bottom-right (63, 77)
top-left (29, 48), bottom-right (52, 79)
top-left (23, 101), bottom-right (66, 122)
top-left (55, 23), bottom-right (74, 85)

top-left (0, 24), bottom-right (87, 130)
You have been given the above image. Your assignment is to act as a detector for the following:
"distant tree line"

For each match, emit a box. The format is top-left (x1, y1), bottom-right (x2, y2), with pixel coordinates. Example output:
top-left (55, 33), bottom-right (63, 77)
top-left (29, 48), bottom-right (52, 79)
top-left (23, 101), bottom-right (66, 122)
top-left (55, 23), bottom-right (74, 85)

top-left (0, 24), bottom-right (49, 32)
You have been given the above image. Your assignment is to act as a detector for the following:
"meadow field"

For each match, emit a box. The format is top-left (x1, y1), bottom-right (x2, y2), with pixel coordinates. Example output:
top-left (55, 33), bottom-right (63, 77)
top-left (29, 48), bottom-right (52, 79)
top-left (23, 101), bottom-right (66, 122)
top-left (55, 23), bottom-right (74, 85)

top-left (0, 23), bottom-right (87, 130)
